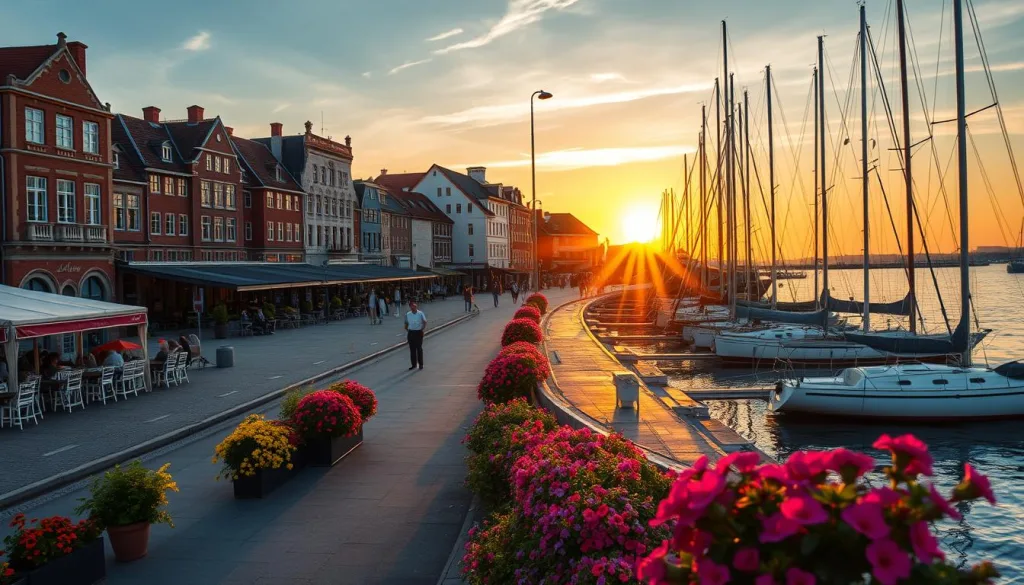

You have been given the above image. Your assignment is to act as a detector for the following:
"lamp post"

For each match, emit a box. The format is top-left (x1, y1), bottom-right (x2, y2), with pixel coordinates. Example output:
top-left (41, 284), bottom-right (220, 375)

top-left (531, 90), bottom-right (553, 291)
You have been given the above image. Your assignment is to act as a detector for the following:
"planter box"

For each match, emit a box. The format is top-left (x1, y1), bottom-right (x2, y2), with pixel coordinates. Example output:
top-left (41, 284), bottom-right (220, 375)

top-left (20, 537), bottom-right (105, 585)
top-left (232, 449), bottom-right (305, 499)
top-left (303, 428), bottom-right (363, 467)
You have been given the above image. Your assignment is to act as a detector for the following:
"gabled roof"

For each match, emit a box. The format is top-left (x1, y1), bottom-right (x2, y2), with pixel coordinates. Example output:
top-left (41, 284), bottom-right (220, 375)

top-left (114, 114), bottom-right (188, 174)
top-left (427, 165), bottom-right (495, 217)
top-left (0, 44), bottom-right (57, 81)
top-left (375, 172), bottom-right (424, 193)
top-left (231, 136), bottom-right (303, 193)
top-left (387, 190), bottom-right (453, 224)
top-left (380, 189), bottom-right (410, 216)
top-left (161, 118), bottom-right (223, 162)
top-left (111, 143), bottom-right (147, 183)
top-left (537, 212), bottom-right (598, 236)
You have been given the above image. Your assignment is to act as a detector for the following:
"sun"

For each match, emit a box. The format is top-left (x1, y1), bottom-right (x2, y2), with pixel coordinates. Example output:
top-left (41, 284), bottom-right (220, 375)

top-left (621, 208), bottom-right (657, 243)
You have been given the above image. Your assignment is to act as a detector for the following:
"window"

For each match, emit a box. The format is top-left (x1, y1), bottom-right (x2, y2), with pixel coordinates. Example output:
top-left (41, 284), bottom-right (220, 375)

top-left (179, 215), bottom-right (188, 236)
top-left (446, 187), bottom-right (451, 196)
top-left (244, 191), bottom-right (252, 208)
top-left (177, 178), bottom-right (186, 197)
top-left (214, 217), bottom-right (224, 241)
top-left (83, 122), bottom-right (99, 154)
top-left (285, 195), bottom-right (292, 211)
top-left (113, 152), bottom-right (120, 169)
top-left (469, 244), bottom-right (475, 257)
top-left (226, 185), bottom-right (236, 209)
top-left (201, 181), bottom-right (211, 207)
top-left (85, 183), bottom-right (101, 225)
top-left (149, 174), bottom-right (160, 194)
top-left (25, 176), bottom-right (48, 222)
top-left (306, 197), bottom-right (313, 214)
top-left (342, 171), bottom-right (349, 186)
top-left (446, 204), bottom-right (451, 213)
top-left (276, 193), bottom-right (282, 209)
top-left (329, 166), bottom-right (335, 186)
top-left (226, 218), bottom-right (237, 242)
top-left (277, 222), bottom-right (284, 241)
top-left (266, 193), bottom-right (274, 209)
top-left (468, 224), bottom-right (474, 235)
top-left (267, 221), bottom-right (275, 241)
top-left (206, 155), bottom-right (212, 171)
top-left (201, 216), bottom-right (211, 241)
top-left (286, 223), bottom-right (293, 242)
top-left (56, 114), bottom-right (73, 149)
top-left (245, 222), bottom-right (253, 241)
top-left (456, 204), bottom-right (462, 213)
top-left (436, 187), bottom-right (441, 197)
top-left (161, 142), bottom-right (173, 162)
top-left (214, 156), bottom-right (222, 173)
top-left (25, 108), bottom-right (44, 143)
top-left (151, 212), bottom-right (161, 235)
top-left (113, 193), bottom-right (125, 230)
top-left (468, 204), bottom-right (473, 214)
top-left (165, 213), bottom-right (176, 235)
top-left (57, 179), bottom-right (75, 223)
top-left (275, 166), bottom-right (282, 182)
top-left (214, 183), bottom-right (224, 208)
top-left (308, 224), bottom-right (313, 246)
top-left (224, 159), bottom-right (231, 174)
top-left (320, 168), bottom-right (326, 184)
top-left (164, 176), bottom-right (174, 195)
top-left (126, 195), bottom-right (140, 230)
top-left (312, 164), bottom-right (318, 184)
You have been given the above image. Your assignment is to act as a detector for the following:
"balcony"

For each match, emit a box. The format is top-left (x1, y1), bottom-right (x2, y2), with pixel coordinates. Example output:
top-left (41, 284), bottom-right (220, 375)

top-left (25, 223), bottom-right (53, 241)
top-left (23, 223), bottom-right (107, 244)
top-left (55, 224), bottom-right (84, 242)
top-left (85, 226), bottom-right (108, 243)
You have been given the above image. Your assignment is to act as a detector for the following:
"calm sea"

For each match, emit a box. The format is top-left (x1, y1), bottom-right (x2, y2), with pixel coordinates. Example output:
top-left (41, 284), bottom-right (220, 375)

top-left (658, 265), bottom-right (1024, 580)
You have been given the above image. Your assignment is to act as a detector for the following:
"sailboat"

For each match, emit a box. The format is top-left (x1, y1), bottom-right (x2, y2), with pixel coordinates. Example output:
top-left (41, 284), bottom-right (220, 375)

top-left (772, 0), bottom-right (1024, 419)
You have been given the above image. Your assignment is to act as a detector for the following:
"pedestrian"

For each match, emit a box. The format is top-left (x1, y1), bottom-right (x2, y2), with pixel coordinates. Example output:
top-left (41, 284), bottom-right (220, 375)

top-left (463, 286), bottom-right (473, 312)
top-left (368, 290), bottom-right (378, 324)
top-left (492, 286), bottom-right (500, 308)
top-left (377, 295), bottom-right (387, 326)
top-left (404, 301), bottom-right (426, 370)
top-left (393, 287), bottom-right (402, 318)
top-left (511, 281), bottom-right (519, 304)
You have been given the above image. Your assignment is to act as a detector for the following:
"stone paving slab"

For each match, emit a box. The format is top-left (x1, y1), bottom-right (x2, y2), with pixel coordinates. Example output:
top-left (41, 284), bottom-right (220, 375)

top-left (0, 289), bottom-right (578, 585)
top-left (0, 296), bottom-right (491, 499)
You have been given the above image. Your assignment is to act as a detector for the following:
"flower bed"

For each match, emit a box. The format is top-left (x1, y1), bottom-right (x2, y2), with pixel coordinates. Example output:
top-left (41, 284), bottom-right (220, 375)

top-left (477, 352), bottom-right (547, 404)
top-left (1, 514), bottom-right (104, 585)
top-left (497, 342), bottom-right (551, 379)
top-left (214, 414), bottom-right (298, 481)
top-left (512, 305), bottom-right (542, 324)
top-left (523, 293), bottom-right (548, 314)
top-left (292, 390), bottom-right (363, 466)
top-left (501, 318), bottom-right (543, 347)
top-left (329, 380), bottom-right (378, 422)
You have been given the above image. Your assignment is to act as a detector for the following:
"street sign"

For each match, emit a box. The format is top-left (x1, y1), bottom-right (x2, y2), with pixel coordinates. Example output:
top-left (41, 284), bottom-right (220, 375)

top-left (193, 287), bottom-right (205, 313)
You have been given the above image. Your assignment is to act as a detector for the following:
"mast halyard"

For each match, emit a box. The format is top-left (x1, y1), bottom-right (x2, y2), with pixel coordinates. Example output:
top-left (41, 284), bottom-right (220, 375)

top-left (953, 0), bottom-right (971, 366)
top-left (818, 35), bottom-right (829, 328)
top-left (767, 64), bottom-right (777, 309)
top-left (897, 0), bottom-right (916, 334)
top-left (729, 71), bottom-right (738, 319)
top-left (701, 104), bottom-right (709, 290)
top-left (744, 89), bottom-right (752, 302)
top-left (860, 3), bottom-right (871, 332)
top-left (813, 67), bottom-right (820, 310)
top-left (715, 78), bottom-right (724, 298)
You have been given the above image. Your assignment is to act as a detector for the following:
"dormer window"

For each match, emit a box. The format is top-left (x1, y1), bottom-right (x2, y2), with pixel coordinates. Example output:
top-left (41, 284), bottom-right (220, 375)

top-left (275, 166), bottom-right (283, 182)
top-left (113, 149), bottom-right (120, 170)
top-left (161, 142), bottom-right (172, 162)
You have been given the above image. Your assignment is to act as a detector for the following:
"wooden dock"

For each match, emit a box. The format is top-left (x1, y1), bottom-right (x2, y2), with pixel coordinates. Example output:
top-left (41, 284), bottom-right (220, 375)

top-left (596, 332), bottom-right (680, 343)
top-left (629, 351), bottom-right (718, 362)
top-left (683, 387), bottom-right (772, 400)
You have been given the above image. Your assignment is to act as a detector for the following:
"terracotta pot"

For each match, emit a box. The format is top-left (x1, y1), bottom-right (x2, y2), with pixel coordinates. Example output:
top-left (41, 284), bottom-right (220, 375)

top-left (106, 522), bottom-right (151, 562)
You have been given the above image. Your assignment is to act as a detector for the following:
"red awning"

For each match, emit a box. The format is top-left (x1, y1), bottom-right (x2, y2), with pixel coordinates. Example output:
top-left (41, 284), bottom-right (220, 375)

top-left (16, 312), bottom-right (148, 340)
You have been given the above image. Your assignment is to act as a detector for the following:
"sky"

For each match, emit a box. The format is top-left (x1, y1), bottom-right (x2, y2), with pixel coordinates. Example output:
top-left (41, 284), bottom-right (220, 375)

top-left (3, 0), bottom-right (1023, 260)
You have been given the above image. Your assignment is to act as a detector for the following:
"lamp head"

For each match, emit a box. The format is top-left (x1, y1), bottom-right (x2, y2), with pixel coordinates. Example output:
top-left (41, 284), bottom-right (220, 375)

top-left (538, 91), bottom-right (553, 100)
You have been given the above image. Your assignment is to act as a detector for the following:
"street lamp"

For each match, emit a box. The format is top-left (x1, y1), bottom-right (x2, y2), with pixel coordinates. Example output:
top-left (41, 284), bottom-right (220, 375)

top-left (531, 90), bottom-right (553, 291)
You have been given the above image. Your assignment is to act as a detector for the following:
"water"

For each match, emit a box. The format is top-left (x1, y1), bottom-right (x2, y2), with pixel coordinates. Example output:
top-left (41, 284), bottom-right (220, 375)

top-left (657, 265), bottom-right (1024, 579)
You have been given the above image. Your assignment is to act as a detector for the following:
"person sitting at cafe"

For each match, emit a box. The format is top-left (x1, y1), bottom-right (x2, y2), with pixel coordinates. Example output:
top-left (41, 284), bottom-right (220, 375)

top-left (103, 349), bottom-right (125, 369)
top-left (81, 353), bottom-right (97, 368)
top-left (41, 354), bottom-right (61, 379)
top-left (255, 308), bottom-right (272, 335)
top-left (168, 339), bottom-right (181, 353)
top-left (154, 339), bottom-right (170, 362)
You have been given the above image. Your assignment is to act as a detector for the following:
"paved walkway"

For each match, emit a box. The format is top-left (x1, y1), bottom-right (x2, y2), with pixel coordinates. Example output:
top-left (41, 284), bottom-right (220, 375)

top-left (0, 295), bottom-right (494, 499)
top-left (0, 289), bottom-right (577, 585)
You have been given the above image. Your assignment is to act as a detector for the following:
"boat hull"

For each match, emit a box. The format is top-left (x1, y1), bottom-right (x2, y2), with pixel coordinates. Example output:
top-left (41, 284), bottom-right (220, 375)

top-left (714, 328), bottom-right (957, 367)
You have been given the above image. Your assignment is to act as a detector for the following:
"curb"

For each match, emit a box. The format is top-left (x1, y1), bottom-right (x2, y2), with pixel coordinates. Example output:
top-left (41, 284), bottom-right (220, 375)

top-left (0, 311), bottom-right (477, 511)
top-left (435, 495), bottom-right (480, 585)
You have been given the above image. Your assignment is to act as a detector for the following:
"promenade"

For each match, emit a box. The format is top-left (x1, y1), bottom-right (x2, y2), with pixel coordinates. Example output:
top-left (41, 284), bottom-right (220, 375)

top-left (0, 289), bottom-right (576, 585)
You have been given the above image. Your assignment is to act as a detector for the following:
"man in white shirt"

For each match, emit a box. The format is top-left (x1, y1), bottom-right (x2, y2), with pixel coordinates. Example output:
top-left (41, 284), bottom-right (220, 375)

top-left (404, 301), bottom-right (427, 370)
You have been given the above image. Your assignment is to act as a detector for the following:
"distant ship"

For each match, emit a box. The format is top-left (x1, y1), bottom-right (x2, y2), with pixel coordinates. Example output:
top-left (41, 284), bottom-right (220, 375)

top-left (1009, 260), bottom-right (1024, 274)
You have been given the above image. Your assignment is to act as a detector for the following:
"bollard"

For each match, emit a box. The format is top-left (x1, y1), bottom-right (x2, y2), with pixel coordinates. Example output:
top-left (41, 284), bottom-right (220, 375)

top-left (613, 371), bottom-right (640, 410)
top-left (216, 346), bottom-right (235, 368)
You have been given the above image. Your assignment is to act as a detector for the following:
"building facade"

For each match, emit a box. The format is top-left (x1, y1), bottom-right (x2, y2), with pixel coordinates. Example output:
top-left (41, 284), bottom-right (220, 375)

top-left (385, 189), bottom-right (452, 269)
top-left (232, 136), bottom-right (305, 262)
top-left (510, 199), bottom-right (534, 274)
top-left (257, 121), bottom-right (356, 265)
top-left (536, 211), bottom-right (602, 273)
top-left (354, 181), bottom-right (386, 266)
top-left (381, 192), bottom-right (411, 268)
top-left (0, 33), bottom-right (116, 300)
top-left (410, 165), bottom-right (492, 278)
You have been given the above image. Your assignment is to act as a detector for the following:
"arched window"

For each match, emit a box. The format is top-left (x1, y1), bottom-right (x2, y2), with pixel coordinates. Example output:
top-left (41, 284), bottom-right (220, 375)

top-left (81, 276), bottom-right (105, 301)
top-left (23, 277), bottom-right (52, 293)
top-left (61, 284), bottom-right (76, 297)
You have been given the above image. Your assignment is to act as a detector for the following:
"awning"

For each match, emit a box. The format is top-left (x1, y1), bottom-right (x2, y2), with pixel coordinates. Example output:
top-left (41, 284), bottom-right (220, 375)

top-left (418, 265), bottom-right (465, 277)
top-left (120, 262), bottom-right (436, 292)
top-left (0, 284), bottom-right (148, 343)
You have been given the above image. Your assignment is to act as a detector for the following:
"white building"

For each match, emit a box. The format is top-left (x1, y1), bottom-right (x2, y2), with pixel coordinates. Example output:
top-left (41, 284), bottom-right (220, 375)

top-left (411, 165), bottom-right (492, 271)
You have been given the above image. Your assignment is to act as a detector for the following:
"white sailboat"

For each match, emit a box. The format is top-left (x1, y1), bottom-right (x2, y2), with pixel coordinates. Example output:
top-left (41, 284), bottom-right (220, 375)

top-left (772, 0), bottom-right (1024, 419)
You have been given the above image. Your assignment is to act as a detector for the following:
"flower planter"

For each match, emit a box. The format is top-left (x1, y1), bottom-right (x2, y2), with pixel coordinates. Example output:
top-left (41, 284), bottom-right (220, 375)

top-left (232, 448), bottom-right (305, 499)
top-left (303, 428), bottom-right (363, 467)
top-left (106, 522), bottom-right (150, 562)
top-left (19, 537), bottom-right (105, 585)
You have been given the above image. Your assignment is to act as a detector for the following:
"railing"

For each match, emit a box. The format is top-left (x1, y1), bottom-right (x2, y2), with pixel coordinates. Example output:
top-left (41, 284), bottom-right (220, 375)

top-left (85, 226), bottom-right (107, 243)
top-left (55, 224), bottom-right (84, 242)
top-left (23, 223), bottom-right (107, 243)
top-left (25, 223), bottom-right (53, 241)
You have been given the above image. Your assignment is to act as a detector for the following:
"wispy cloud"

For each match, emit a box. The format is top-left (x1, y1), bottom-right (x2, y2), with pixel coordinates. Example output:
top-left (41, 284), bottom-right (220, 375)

top-left (427, 28), bottom-right (464, 42)
top-left (181, 31), bottom-right (211, 52)
top-left (590, 72), bottom-right (626, 83)
top-left (389, 59), bottom-right (432, 75)
top-left (272, 103), bottom-right (290, 113)
top-left (422, 81), bottom-right (709, 127)
top-left (361, 71), bottom-right (372, 78)
top-left (435, 0), bottom-right (582, 55)
top-left (453, 145), bottom-right (695, 172)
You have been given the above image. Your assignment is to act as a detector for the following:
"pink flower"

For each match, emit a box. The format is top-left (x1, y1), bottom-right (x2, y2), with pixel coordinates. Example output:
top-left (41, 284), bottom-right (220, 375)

top-left (732, 547), bottom-right (760, 572)
top-left (960, 463), bottom-right (997, 505)
top-left (826, 448), bottom-right (875, 480)
top-left (863, 487), bottom-right (903, 508)
top-left (927, 485), bottom-right (962, 521)
top-left (757, 463), bottom-right (790, 483)
top-left (873, 433), bottom-right (933, 476)
top-left (841, 502), bottom-right (890, 540)
top-left (716, 451), bottom-right (761, 474)
top-left (909, 521), bottom-right (945, 563)
top-left (755, 576), bottom-right (777, 585)
top-left (780, 494), bottom-right (829, 526)
top-left (760, 512), bottom-right (801, 543)
top-left (785, 451), bottom-right (828, 480)
top-left (786, 568), bottom-right (816, 585)
top-left (688, 469), bottom-right (726, 510)
top-left (695, 558), bottom-right (730, 585)
top-left (865, 539), bottom-right (912, 585)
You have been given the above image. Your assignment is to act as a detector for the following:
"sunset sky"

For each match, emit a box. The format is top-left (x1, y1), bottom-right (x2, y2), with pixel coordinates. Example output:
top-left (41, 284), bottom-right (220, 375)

top-left (4, 0), bottom-right (1022, 261)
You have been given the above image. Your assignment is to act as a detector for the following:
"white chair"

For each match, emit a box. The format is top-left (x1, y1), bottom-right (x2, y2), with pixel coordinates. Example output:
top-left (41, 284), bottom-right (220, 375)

top-left (173, 351), bottom-right (190, 385)
top-left (3, 379), bottom-right (41, 429)
top-left (115, 361), bottom-right (141, 399)
top-left (155, 354), bottom-right (178, 388)
top-left (88, 367), bottom-right (117, 405)
top-left (54, 370), bottom-right (85, 413)
top-left (127, 359), bottom-right (147, 394)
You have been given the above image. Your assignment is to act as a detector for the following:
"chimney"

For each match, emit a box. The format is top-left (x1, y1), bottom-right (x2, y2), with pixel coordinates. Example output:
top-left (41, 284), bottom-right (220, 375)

top-left (64, 40), bottom-right (88, 77)
top-left (225, 126), bottom-right (234, 136)
top-left (380, 169), bottom-right (388, 176)
top-left (270, 122), bottom-right (283, 137)
top-left (186, 105), bottom-right (204, 123)
top-left (56, 32), bottom-right (67, 47)
top-left (304, 121), bottom-right (313, 134)
top-left (142, 106), bottom-right (161, 123)
top-left (467, 166), bottom-right (486, 184)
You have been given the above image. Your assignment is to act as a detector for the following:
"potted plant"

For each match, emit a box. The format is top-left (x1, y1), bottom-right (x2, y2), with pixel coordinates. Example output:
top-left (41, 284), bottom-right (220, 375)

top-left (330, 296), bottom-right (344, 315)
top-left (500, 318), bottom-right (543, 347)
top-left (1, 514), bottom-right (104, 585)
top-left (291, 390), bottom-right (363, 467)
top-left (213, 414), bottom-right (300, 499)
top-left (302, 300), bottom-right (314, 314)
top-left (74, 461), bottom-right (177, 562)
top-left (329, 380), bottom-right (378, 423)
top-left (477, 352), bottom-right (548, 404)
top-left (261, 302), bottom-right (276, 320)
top-left (211, 303), bottom-right (229, 339)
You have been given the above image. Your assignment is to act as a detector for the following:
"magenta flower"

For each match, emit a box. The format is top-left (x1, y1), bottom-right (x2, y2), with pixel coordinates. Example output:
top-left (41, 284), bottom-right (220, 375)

top-left (732, 547), bottom-right (760, 572)
top-left (909, 521), bottom-right (945, 563)
top-left (826, 448), bottom-right (875, 480)
top-left (960, 463), bottom-right (997, 505)
top-left (760, 512), bottom-right (801, 543)
top-left (687, 469), bottom-right (726, 510)
top-left (841, 502), bottom-right (890, 540)
top-left (786, 567), bottom-right (817, 585)
top-left (695, 558), bottom-right (730, 585)
top-left (874, 433), bottom-right (933, 476)
top-left (780, 493), bottom-right (829, 526)
top-left (755, 576), bottom-right (778, 585)
top-left (635, 540), bottom-right (668, 583)
top-left (927, 485), bottom-right (962, 520)
top-left (863, 486), bottom-right (903, 508)
top-left (785, 451), bottom-right (829, 480)
top-left (715, 451), bottom-right (761, 474)
top-left (866, 538), bottom-right (912, 585)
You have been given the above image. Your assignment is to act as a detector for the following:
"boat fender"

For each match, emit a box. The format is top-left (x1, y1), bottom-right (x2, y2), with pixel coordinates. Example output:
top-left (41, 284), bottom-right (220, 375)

top-left (774, 380), bottom-right (785, 395)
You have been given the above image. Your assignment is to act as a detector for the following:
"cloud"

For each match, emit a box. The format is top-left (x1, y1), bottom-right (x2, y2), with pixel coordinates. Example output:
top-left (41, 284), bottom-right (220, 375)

top-left (427, 28), bottom-right (464, 42)
top-left (590, 72), bottom-right (626, 83)
top-left (361, 71), bottom-right (372, 78)
top-left (452, 145), bottom-right (695, 172)
top-left (435, 0), bottom-right (582, 54)
top-left (272, 103), bottom-right (290, 113)
top-left (181, 31), bottom-right (211, 52)
top-left (389, 59), bottom-right (432, 75)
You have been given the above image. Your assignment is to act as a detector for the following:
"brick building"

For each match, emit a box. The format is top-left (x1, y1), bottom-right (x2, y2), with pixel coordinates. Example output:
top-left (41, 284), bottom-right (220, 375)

top-left (535, 211), bottom-right (602, 274)
top-left (0, 33), bottom-right (115, 299)
top-left (231, 136), bottom-right (305, 262)
top-left (509, 197), bottom-right (533, 276)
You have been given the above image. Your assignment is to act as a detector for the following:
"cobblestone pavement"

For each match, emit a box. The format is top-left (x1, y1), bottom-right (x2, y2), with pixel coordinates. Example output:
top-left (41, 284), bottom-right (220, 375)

top-left (0, 295), bottom-right (495, 498)
top-left (0, 288), bottom-right (576, 585)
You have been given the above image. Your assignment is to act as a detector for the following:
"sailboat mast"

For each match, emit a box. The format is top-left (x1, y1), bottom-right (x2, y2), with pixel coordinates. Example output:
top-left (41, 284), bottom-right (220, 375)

top-left (813, 67), bottom-right (820, 310)
top-left (744, 89), bottom-right (752, 300)
top-left (729, 72), bottom-right (738, 318)
top-left (767, 65), bottom-right (777, 309)
top-left (723, 20), bottom-right (736, 318)
top-left (818, 36), bottom-right (829, 325)
top-left (701, 105), bottom-right (709, 290)
top-left (685, 157), bottom-right (691, 258)
top-left (715, 78), bottom-right (724, 297)
top-left (860, 4), bottom-right (871, 332)
top-left (953, 0), bottom-right (971, 366)
top-left (897, 0), bottom-right (916, 334)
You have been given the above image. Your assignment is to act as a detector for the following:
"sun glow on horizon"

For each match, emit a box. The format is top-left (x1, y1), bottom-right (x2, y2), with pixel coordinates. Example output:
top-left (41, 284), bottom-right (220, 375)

top-left (621, 207), bottom-right (659, 244)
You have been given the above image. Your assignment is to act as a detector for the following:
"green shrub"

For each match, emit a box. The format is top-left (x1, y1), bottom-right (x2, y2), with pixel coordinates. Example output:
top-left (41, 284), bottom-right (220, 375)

top-left (262, 302), bottom-right (276, 319)
top-left (280, 386), bottom-right (313, 420)
top-left (211, 304), bottom-right (229, 325)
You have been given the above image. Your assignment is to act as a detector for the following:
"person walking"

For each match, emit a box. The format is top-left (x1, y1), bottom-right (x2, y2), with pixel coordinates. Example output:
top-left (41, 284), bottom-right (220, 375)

top-left (377, 294), bottom-right (387, 326)
top-left (404, 301), bottom-right (426, 370)
top-left (368, 290), bottom-right (378, 324)
top-left (511, 281), bottom-right (519, 304)
top-left (492, 281), bottom-right (500, 308)
top-left (393, 287), bottom-right (402, 318)
top-left (463, 286), bottom-right (473, 312)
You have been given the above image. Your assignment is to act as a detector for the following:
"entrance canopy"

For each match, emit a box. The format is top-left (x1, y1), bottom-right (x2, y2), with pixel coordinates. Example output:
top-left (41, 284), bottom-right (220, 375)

top-left (120, 262), bottom-right (436, 292)
top-left (0, 285), bottom-right (147, 343)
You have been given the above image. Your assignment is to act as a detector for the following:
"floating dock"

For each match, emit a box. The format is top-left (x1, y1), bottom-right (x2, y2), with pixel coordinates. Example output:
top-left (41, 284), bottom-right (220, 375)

top-left (682, 388), bottom-right (772, 400)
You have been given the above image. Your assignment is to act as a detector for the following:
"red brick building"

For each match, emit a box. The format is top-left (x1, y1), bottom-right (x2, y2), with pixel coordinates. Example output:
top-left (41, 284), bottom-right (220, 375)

top-left (506, 187), bottom-right (533, 276)
top-left (535, 211), bottom-right (602, 274)
top-left (231, 136), bottom-right (305, 262)
top-left (0, 33), bottom-right (115, 299)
